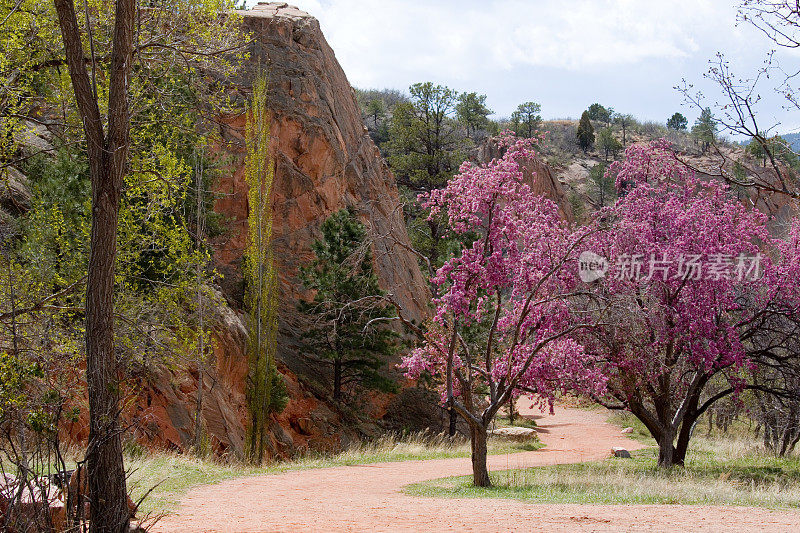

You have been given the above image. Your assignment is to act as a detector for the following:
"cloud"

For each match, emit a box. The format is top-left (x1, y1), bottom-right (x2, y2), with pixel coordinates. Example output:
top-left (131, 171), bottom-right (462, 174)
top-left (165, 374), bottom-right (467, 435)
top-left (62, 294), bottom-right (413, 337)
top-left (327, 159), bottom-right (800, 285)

top-left (244, 0), bottom-right (788, 127)
top-left (273, 0), bottom-right (738, 86)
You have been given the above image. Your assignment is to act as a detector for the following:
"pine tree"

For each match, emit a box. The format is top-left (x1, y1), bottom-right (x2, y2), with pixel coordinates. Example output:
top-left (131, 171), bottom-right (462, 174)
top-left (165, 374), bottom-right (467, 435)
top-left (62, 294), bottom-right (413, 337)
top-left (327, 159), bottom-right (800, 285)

top-left (510, 101), bottom-right (542, 138)
top-left (596, 127), bottom-right (622, 162)
top-left (667, 112), bottom-right (688, 131)
top-left (588, 163), bottom-right (616, 207)
top-left (577, 111), bottom-right (595, 153)
top-left (692, 107), bottom-right (717, 153)
top-left (587, 103), bottom-right (613, 125)
top-left (298, 209), bottom-right (398, 401)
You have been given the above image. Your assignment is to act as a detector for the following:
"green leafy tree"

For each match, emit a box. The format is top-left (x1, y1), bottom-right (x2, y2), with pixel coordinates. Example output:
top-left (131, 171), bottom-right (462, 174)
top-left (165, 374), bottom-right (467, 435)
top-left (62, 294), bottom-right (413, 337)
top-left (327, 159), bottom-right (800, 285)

top-left (244, 72), bottom-right (287, 464)
top-left (456, 92), bottom-right (492, 139)
top-left (298, 209), bottom-right (398, 401)
top-left (365, 98), bottom-right (386, 129)
top-left (387, 82), bottom-right (467, 270)
top-left (587, 103), bottom-right (613, 125)
top-left (1, 2), bottom-right (249, 527)
top-left (596, 127), bottom-right (622, 162)
top-left (613, 113), bottom-right (636, 145)
top-left (576, 111), bottom-right (595, 152)
top-left (511, 101), bottom-right (542, 138)
top-left (588, 162), bottom-right (616, 207)
top-left (692, 107), bottom-right (717, 153)
top-left (667, 112), bottom-right (688, 131)
top-left (746, 135), bottom-right (799, 170)
top-left (355, 88), bottom-right (407, 147)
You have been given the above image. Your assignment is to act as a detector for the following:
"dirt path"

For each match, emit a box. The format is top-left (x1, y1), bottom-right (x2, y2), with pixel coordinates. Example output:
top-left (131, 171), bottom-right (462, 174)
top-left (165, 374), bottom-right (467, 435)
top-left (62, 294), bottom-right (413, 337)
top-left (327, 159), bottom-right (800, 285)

top-left (154, 406), bottom-right (800, 532)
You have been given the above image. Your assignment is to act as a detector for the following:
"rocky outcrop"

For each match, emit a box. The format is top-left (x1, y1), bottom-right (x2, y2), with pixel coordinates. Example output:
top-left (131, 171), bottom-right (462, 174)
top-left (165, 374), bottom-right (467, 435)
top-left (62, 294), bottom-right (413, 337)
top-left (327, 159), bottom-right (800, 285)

top-left (215, 3), bottom-right (428, 324)
top-left (477, 137), bottom-right (574, 222)
top-left (113, 2), bottom-right (432, 458)
top-left (213, 6), bottom-right (429, 361)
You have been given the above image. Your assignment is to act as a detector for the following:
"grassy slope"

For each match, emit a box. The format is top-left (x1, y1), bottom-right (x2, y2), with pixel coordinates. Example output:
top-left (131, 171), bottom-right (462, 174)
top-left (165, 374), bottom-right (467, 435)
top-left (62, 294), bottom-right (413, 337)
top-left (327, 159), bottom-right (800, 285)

top-left (406, 412), bottom-right (800, 509)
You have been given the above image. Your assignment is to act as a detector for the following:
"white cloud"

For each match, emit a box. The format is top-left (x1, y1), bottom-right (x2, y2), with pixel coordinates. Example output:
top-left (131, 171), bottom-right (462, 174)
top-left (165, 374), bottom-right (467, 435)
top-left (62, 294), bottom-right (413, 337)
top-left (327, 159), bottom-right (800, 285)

top-left (270, 0), bottom-right (739, 85)
top-left (245, 0), bottom-right (793, 126)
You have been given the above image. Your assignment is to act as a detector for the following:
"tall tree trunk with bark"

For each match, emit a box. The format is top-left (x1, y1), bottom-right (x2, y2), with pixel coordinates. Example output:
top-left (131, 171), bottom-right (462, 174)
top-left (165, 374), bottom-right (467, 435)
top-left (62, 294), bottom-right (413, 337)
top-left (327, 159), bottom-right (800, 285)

top-left (469, 423), bottom-right (491, 487)
top-left (448, 407), bottom-right (457, 437)
top-left (53, 0), bottom-right (135, 530)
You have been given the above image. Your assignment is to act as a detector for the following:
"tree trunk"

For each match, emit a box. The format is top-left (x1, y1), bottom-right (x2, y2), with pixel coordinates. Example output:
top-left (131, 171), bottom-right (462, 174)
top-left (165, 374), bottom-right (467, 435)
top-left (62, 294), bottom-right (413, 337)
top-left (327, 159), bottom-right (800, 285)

top-left (469, 424), bottom-right (491, 487)
top-left (333, 359), bottom-right (342, 401)
top-left (657, 430), bottom-right (678, 467)
top-left (673, 416), bottom-right (696, 466)
top-left (85, 173), bottom-right (129, 531)
top-left (448, 407), bottom-right (457, 437)
top-left (428, 219), bottom-right (439, 269)
top-left (53, 0), bottom-right (135, 530)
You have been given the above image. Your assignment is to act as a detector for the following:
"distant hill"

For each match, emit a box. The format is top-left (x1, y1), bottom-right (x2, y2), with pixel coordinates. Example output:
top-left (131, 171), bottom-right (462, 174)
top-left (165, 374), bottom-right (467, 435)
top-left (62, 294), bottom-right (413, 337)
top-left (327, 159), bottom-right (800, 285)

top-left (781, 132), bottom-right (800, 151)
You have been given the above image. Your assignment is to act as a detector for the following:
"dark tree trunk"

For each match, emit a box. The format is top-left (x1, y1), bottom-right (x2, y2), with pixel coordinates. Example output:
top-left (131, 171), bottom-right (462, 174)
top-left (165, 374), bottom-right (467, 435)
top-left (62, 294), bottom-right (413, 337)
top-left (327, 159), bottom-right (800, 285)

top-left (333, 359), bottom-right (342, 401)
top-left (657, 428), bottom-right (679, 467)
top-left (448, 407), bottom-right (457, 437)
top-left (673, 415), bottom-right (697, 466)
top-left (53, 0), bottom-right (135, 530)
top-left (428, 219), bottom-right (439, 269)
top-left (469, 424), bottom-right (491, 487)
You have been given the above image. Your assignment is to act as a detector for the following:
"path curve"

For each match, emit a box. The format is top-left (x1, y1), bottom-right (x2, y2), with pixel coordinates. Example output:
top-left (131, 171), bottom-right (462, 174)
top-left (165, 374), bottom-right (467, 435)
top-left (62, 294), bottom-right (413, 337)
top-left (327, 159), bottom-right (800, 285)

top-left (154, 406), bottom-right (800, 532)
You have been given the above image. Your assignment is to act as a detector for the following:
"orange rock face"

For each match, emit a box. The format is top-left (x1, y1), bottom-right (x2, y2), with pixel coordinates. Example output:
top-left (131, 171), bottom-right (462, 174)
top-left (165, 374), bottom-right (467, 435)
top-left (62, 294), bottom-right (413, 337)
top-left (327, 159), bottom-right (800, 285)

top-left (87, 3), bottom-right (432, 459)
top-left (56, 4), bottom-right (583, 460)
top-left (476, 137), bottom-right (573, 222)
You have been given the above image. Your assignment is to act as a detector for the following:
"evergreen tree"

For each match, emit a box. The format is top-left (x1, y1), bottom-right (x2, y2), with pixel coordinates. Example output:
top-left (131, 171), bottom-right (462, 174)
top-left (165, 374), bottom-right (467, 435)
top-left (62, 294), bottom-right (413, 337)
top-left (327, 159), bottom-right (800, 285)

top-left (577, 111), bottom-right (595, 153)
top-left (692, 107), bottom-right (717, 153)
top-left (746, 135), bottom-right (800, 170)
top-left (587, 103), bottom-right (613, 125)
top-left (596, 127), bottom-right (622, 162)
top-left (588, 162), bottom-right (616, 207)
top-left (667, 112), bottom-right (688, 131)
top-left (456, 92), bottom-right (492, 139)
top-left (299, 209), bottom-right (398, 402)
top-left (387, 82), bottom-right (467, 270)
top-left (366, 98), bottom-right (386, 129)
top-left (510, 101), bottom-right (542, 138)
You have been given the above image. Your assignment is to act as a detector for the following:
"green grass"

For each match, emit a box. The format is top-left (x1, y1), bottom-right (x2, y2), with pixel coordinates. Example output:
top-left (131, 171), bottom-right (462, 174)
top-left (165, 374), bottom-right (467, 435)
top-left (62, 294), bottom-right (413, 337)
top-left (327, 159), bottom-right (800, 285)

top-left (494, 413), bottom-right (538, 430)
top-left (126, 430), bottom-right (542, 517)
top-left (407, 421), bottom-right (800, 509)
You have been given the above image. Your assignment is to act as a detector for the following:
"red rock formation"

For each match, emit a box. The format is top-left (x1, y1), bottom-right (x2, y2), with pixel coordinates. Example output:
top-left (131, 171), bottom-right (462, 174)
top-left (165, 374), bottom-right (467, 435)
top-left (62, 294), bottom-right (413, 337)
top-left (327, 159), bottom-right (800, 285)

top-left (476, 137), bottom-right (574, 222)
top-left (101, 2), bottom-right (432, 459)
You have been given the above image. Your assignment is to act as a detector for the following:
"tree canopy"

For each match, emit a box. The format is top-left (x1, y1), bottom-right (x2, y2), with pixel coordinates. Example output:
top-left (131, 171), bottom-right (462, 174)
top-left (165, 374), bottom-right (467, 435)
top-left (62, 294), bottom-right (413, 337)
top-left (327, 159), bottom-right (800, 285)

top-left (577, 111), bottom-right (595, 152)
top-left (299, 209), bottom-right (398, 402)
top-left (667, 112), bottom-right (688, 131)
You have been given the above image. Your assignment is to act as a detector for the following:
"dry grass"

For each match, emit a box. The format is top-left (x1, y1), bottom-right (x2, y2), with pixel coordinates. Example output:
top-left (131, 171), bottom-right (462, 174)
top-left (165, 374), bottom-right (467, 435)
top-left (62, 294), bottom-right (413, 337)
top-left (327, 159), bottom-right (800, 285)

top-left (407, 415), bottom-right (800, 509)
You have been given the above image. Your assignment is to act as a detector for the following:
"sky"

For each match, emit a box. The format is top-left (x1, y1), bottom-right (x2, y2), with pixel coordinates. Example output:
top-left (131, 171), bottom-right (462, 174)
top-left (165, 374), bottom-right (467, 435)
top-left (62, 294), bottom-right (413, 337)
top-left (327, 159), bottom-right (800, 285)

top-left (246, 0), bottom-right (800, 136)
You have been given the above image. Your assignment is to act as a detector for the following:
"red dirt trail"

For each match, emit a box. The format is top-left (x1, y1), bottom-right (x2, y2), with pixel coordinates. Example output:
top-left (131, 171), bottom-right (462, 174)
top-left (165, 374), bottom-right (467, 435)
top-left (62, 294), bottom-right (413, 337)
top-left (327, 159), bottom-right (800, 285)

top-left (153, 405), bottom-right (800, 532)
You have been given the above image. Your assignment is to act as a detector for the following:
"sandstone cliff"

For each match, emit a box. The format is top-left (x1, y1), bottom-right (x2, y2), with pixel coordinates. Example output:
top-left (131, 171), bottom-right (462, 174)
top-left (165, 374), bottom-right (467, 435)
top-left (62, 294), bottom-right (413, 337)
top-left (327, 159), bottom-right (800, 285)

top-left (476, 137), bottom-right (574, 222)
top-left (113, 2), bottom-right (433, 458)
top-left (58, 3), bottom-right (575, 458)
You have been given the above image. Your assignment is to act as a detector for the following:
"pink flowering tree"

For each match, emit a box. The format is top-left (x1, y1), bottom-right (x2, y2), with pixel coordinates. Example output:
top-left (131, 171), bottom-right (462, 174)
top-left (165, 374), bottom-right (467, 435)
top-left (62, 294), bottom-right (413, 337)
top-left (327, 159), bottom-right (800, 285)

top-left (401, 139), bottom-right (604, 486)
top-left (581, 139), bottom-right (800, 466)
